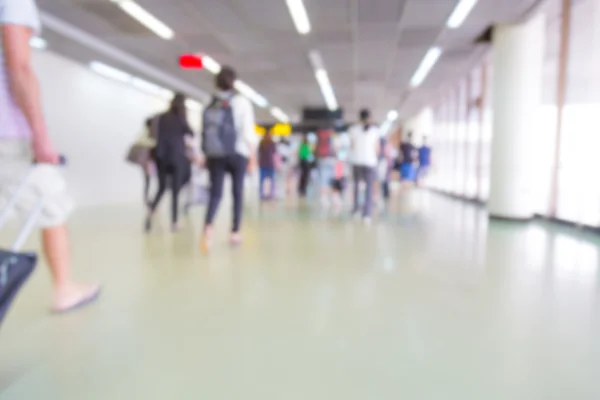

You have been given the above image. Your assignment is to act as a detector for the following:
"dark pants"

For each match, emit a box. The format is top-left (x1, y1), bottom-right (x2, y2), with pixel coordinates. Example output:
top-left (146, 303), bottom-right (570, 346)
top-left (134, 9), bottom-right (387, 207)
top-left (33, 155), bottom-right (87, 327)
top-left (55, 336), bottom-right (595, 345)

top-left (382, 181), bottom-right (390, 200)
top-left (352, 165), bottom-right (376, 218)
top-left (298, 160), bottom-right (311, 197)
top-left (150, 160), bottom-right (187, 225)
top-left (205, 154), bottom-right (248, 233)
top-left (259, 167), bottom-right (276, 200)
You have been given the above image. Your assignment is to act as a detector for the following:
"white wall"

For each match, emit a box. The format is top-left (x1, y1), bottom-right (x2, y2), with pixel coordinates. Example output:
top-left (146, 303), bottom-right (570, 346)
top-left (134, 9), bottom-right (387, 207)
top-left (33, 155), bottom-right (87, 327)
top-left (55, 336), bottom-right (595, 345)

top-left (32, 50), bottom-right (202, 207)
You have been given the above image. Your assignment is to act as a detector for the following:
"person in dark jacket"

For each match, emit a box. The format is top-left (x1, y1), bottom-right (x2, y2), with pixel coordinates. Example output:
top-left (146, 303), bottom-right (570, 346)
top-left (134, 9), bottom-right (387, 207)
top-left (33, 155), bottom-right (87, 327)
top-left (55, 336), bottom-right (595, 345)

top-left (258, 131), bottom-right (277, 200)
top-left (145, 93), bottom-right (194, 232)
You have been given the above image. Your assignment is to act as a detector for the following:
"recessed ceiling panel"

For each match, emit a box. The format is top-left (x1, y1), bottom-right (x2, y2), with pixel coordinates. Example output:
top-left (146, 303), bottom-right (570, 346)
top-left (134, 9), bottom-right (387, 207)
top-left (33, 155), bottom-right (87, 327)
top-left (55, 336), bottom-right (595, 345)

top-left (398, 27), bottom-right (440, 49)
top-left (358, 0), bottom-right (406, 24)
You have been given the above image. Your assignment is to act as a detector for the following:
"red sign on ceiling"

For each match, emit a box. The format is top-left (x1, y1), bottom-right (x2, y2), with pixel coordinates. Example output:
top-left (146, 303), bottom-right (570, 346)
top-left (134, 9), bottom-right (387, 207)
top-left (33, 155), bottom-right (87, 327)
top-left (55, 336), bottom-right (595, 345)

top-left (179, 54), bottom-right (203, 69)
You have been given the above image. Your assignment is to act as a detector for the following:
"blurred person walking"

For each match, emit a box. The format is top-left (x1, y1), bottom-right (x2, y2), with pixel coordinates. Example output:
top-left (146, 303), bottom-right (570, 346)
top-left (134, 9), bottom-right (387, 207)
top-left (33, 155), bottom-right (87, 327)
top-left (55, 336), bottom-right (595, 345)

top-left (378, 134), bottom-right (393, 202)
top-left (201, 66), bottom-right (258, 252)
top-left (297, 136), bottom-right (313, 198)
top-left (258, 131), bottom-right (277, 201)
top-left (126, 116), bottom-right (158, 205)
top-left (145, 93), bottom-right (194, 233)
top-left (141, 117), bottom-right (158, 205)
top-left (349, 109), bottom-right (381, 223)
top-left (277, 137), bottom-right (294, 197)
top-left (399, 132), bottom-right (418, 184)
top-left (0, 0), bottom-right (101, 312)
top-left (417, 136), bottom-right (432, 186)
top-left (330, 156), bottom-right (348, 213)
top-left (315, 129), bottom-right (337, 207)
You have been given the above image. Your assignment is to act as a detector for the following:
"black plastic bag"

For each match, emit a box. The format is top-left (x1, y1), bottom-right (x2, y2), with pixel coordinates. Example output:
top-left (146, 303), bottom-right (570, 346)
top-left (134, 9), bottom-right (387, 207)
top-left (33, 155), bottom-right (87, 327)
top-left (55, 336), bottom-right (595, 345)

top-left (0, 250), bottom-right (37, 325)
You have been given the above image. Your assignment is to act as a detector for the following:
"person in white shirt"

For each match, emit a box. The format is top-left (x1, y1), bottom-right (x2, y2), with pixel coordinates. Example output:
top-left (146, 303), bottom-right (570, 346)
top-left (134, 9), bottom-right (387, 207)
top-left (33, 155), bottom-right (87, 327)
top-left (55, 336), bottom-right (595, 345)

top-left (0, 0), bottom-right (101, 313)
top-left (201, 66), bottom-right (258, 252)
top-left (348, 109), bottom-right (381, 222)
top-left (276, 138), bottom-right (294, 197)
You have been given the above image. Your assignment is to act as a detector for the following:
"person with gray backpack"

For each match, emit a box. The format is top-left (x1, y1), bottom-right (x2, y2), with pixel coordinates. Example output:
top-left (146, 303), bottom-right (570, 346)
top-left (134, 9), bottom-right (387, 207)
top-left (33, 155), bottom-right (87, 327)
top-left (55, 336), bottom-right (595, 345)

top-left (201, 66), bottom-right (258, 253)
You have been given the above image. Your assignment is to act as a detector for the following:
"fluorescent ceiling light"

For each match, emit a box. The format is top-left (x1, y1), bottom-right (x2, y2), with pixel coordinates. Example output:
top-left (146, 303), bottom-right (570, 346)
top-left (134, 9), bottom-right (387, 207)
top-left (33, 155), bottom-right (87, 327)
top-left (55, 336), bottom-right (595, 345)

top-left (111, 0), bottom-right (174, 40)
top-left (387, 110), bottom-right (399, 121)
top-left (186, 99), bottom-right (203, 112)
top-left (315, 69), bottom-right (338, 111)
top-left (271, 107), bottom-right (290, 123)
top-left (29, 36), bottom-right (47, 50)
top-left (200, 54), bottom-right (222, 74)
top-left (286, 0), bottom-right (311, 35)
top-left (308, 50), bottom-right (338, 110)
top-left (234, 80), bottom-right (269, 108)
top-left (410, 47), bottom-right (442, 88)
top-left (90, 61), bottom-right (132, 83)
top-left (447, 0), bottom-right (478, 29)
top-left (308, 49), bottom-right (323, 70)
top-left (131, 77), bottom-right (173, 99)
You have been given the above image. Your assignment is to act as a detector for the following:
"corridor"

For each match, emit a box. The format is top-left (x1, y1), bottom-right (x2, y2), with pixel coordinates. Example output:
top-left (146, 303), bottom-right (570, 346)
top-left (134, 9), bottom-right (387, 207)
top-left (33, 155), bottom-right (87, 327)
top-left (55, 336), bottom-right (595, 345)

top-left (1, 191), bottom-right (598, 399)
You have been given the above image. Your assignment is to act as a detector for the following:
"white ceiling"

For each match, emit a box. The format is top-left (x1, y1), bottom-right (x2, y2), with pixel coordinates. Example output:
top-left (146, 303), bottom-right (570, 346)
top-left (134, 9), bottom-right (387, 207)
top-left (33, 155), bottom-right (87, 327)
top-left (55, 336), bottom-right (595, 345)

top-left (37, 0), bottom-right (544, 123)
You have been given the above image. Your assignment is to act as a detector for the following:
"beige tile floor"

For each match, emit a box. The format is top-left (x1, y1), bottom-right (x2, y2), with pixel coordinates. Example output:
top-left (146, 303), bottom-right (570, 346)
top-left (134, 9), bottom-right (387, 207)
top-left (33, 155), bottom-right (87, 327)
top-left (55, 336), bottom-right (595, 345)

top-left (0, 191), bottom-right (599, 399)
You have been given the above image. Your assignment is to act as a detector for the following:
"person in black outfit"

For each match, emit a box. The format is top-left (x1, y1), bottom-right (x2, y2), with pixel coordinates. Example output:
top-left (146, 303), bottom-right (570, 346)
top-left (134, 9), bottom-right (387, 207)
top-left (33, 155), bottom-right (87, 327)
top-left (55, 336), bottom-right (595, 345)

top-left (145, 93), bottom-right (194, 232)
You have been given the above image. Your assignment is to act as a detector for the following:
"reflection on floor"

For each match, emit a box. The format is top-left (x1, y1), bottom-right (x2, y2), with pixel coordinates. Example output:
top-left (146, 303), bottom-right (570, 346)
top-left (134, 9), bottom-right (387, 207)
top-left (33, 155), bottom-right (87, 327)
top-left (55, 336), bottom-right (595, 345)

top-left (0, 191), bottom-right (599, 399)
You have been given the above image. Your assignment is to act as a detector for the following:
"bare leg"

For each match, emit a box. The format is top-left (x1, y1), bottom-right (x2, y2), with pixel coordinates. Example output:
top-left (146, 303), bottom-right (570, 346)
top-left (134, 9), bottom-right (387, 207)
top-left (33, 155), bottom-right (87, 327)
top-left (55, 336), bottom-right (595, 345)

top-left (373, 179), bottom-right (380, 206)
top-left (42, 225), bottom-right (100, 312)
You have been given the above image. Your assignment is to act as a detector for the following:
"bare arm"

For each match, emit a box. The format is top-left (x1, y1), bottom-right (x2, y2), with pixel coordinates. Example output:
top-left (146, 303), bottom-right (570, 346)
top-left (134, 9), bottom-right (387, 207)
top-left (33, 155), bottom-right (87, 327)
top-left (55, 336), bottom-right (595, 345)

top-left (3, 24), bottom-right (57, 163)
top-left (243, 98), bottom-right (258, 152)
top-left (375, 133), bottom-right (382, 156)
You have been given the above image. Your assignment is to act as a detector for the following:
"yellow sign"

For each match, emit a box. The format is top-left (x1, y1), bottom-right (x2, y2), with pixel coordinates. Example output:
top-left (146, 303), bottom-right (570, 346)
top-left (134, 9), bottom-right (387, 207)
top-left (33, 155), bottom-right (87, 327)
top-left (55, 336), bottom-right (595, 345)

top-left (254, 125), bottom-right (266, 135)
top-left (271, 123), bottom-right (292, 136)
top-left (254, 123), bottom-right (291, 136)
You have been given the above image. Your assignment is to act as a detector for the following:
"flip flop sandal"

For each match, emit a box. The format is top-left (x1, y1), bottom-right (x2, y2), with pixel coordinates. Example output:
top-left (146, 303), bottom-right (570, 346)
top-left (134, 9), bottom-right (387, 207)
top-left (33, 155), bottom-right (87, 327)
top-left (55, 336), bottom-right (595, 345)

top-left (52, 286), bottom-right (102, 314)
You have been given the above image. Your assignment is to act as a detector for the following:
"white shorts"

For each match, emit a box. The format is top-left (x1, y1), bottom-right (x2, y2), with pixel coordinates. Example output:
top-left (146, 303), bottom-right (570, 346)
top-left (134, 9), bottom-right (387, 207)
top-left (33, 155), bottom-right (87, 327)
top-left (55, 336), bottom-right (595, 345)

top-left (0, 140), bottom-right (74, 228)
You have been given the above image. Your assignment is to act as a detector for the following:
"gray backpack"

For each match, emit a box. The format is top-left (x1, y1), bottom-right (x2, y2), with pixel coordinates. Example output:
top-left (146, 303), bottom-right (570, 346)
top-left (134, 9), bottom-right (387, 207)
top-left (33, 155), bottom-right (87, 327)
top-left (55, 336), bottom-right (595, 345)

top-left (202, 94), bottom-right (237, 157)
